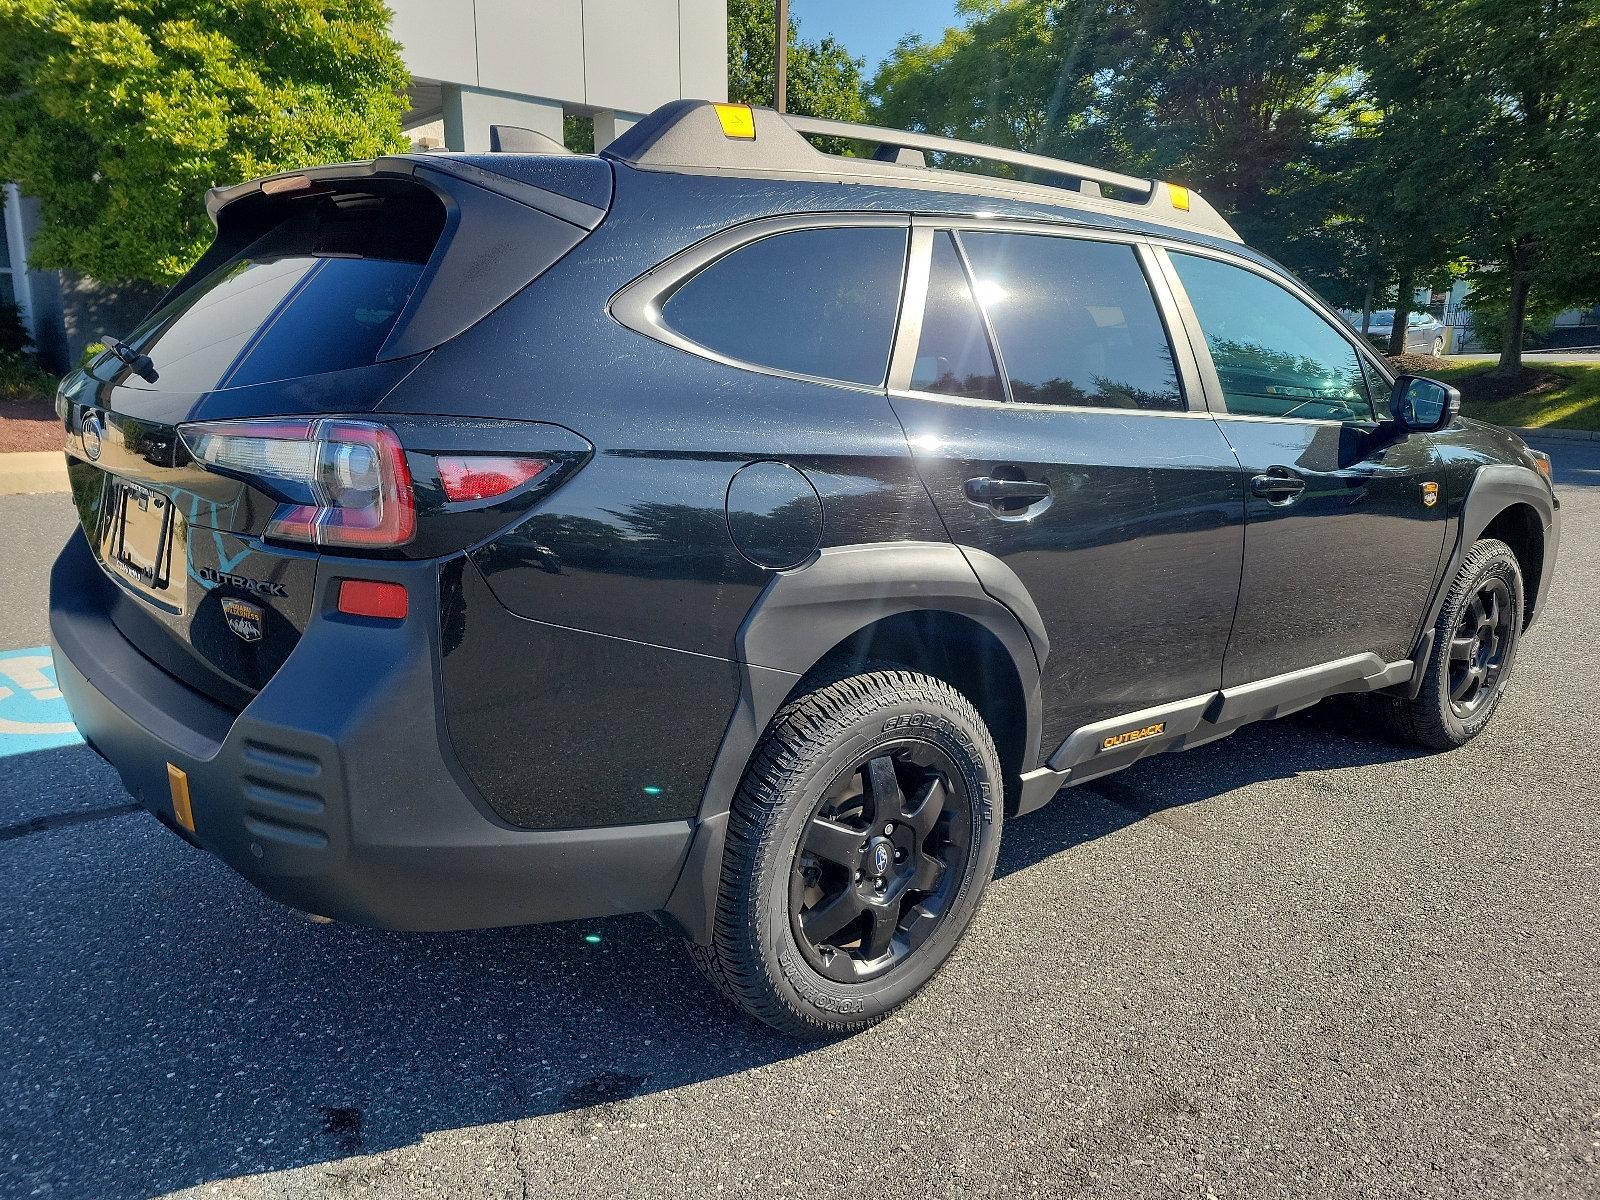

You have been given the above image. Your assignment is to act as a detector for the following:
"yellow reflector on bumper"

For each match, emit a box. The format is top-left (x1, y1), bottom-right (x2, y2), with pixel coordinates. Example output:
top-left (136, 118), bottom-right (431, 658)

top-left (1166, 183), bottom-right (1191, 211)
top-left (167, 763), bottom-right (195, 832)
top-left (715, 103), bottom-right (756, 140)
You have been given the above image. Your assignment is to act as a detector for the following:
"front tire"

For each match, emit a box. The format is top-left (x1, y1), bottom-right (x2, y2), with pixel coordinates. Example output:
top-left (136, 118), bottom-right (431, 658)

top-left (1432, 335), bottom-right (1446, 356)
top-left (1378, 538), bottom-right (1523, 750)
top-left (688, 669), bottom-right (1003, 1038)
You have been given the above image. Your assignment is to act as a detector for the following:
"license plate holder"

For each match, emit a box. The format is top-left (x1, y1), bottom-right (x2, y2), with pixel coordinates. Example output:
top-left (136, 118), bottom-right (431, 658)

top-left (105, 479), bottom-right (175, 589)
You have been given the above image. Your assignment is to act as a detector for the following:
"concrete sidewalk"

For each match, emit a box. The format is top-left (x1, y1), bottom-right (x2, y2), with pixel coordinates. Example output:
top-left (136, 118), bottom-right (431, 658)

top-left (0, 452), bottom-right (68, 496)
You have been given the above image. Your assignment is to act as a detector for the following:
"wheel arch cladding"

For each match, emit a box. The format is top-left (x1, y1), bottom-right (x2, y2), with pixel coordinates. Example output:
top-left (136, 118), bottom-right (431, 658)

top-left (1456, 464), bottom-right (1556, 630)
top-left (1479, 502), bottom-right (1544, 627)
top-left (661, 541), bottom-right (1046, 944)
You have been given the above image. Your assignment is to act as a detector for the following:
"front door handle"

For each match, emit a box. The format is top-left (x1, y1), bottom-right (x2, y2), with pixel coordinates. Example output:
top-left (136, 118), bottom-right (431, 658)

top-left (965, 475), bottom-right (1052, 510)
top-left (1250, 469), bottom-right (1306, 504)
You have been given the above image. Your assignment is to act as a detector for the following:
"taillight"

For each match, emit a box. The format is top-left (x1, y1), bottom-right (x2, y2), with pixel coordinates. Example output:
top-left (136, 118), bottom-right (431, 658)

top-left (436, 455), bottom-right (548, 502)
top-left (179, 418), bottom-right (416, 549)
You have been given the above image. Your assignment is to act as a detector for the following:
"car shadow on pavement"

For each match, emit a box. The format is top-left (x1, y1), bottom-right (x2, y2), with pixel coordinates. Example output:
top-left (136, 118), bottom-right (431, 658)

top-left (1, 705), bottom-right (1424, 1199)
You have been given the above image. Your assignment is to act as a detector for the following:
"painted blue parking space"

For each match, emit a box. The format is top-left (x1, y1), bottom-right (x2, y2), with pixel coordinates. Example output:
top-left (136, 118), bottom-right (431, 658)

top-left (0, 647), bottom-right (83, 757)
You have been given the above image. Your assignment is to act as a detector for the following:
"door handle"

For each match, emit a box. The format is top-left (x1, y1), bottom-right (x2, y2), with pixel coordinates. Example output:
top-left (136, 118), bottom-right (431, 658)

top-left (1250, 469), bottom-right (1306, 504)
top-left (965, 475), bottom-right (1052, 510)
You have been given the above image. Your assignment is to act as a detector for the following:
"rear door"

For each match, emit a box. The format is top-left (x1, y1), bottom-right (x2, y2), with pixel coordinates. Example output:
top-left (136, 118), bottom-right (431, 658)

top-left (886, 221), bottom-right (1245, 753)
top-left (1156, 247), bottom-right (1449, 687)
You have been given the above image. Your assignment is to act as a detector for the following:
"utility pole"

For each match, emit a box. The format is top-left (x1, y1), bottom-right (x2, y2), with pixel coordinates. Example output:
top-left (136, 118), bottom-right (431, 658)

top-left (774, 0), bottom-right (788, 112)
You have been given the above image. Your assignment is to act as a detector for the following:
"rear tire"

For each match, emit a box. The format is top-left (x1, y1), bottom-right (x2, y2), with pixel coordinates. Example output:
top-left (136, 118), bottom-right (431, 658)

top-left (1376, 538), bottom-right (1523, 750)
top-left (1433, 335), bottom-right (1445, 356)
top-left (688, 669), bottom-right (1002, 1038)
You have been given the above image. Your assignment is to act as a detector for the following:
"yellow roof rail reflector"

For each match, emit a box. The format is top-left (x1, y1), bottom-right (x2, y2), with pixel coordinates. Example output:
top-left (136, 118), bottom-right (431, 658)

top-left (1166, 183), bottom-right (1190, 211)
top-left (715, 103), bottom-right (756, 140)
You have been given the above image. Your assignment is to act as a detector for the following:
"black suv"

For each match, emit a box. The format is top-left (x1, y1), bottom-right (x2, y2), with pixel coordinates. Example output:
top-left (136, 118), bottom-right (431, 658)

top-left (49, 101), bottom-right (1561, 1037)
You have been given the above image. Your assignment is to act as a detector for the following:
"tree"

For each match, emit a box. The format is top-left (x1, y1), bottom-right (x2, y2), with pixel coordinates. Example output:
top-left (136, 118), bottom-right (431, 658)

top-left (1358, 0), bottom-right (1600, 373)
top-left (869, 0), bottom-right (1354, 264)
top-left (727, 0), bottom-right (867, 124)
top-left (0, 0), bottom-right (410, 286)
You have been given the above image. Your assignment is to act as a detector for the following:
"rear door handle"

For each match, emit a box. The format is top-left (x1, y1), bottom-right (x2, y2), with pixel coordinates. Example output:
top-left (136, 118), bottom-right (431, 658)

top-left (965, 476), bottom-right (1052, 509)
top-left (1250, 469), bottom-right (1306, 504)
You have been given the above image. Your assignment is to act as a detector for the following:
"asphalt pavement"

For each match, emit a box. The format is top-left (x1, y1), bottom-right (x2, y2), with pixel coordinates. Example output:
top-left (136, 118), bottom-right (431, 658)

top-left (2, 442), bottom-right (1597, 1200)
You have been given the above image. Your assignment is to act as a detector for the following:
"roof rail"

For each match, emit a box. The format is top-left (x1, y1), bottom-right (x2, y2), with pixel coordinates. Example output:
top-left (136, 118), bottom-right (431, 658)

top-left (602, 100), bottom-right (1239, 242)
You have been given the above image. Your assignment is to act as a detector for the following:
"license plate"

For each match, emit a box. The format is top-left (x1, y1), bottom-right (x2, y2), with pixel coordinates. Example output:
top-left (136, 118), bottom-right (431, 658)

top-left (105, 479), bottom-right (174, 587)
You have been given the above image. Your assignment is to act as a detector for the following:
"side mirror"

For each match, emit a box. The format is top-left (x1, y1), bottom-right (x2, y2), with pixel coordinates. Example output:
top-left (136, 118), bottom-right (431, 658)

top-left (1389, 374), bottom-right (1461, 432)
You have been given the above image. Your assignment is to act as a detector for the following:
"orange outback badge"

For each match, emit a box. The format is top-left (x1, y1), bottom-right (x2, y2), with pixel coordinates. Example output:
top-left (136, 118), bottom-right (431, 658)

top-left (1421, 481), bottom-right (1440, 507)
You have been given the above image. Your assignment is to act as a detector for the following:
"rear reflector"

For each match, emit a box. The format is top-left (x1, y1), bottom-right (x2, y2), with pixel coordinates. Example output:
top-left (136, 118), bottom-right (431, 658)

top-left (436, 455), bottom-right (549, 503)
top-left (337, 579), bottom-right (409, 620)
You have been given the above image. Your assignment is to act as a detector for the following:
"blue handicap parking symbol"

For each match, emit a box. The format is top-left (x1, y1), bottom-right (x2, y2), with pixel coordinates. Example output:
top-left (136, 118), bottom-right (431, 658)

top-left (0, 647), bottom-right (83, 757)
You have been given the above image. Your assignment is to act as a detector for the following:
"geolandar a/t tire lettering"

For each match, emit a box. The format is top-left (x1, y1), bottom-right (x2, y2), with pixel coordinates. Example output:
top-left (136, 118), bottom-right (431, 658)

top-left (688, 668), bottom-right (1003, 1038)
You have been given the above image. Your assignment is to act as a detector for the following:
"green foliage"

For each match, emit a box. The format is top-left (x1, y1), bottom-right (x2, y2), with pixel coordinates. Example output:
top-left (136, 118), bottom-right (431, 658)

top-left (0, 349), bottom-right (57, 403)
top-left (0, 299), bottom-right (31, 355)
top-left (727, 0), bottom-right (867, 125)
top-left (869, 0), bottom-right (1353, 261)
top-left (563, 113), bottom-right (596, 155)
top-left (0, 0), bottom-right (412, 286)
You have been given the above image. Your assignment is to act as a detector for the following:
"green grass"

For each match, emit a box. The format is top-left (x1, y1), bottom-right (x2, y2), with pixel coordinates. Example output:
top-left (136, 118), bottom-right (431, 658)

top-left (1431, 362), bottom-right (1600, 431)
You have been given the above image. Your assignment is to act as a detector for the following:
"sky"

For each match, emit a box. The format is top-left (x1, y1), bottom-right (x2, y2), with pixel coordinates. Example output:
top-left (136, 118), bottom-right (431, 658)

top-left (788, 0), bottom-right (965, 74)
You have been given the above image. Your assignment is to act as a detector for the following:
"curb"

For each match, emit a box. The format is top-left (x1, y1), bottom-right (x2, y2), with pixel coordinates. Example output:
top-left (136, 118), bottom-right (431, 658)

top-left (0, 451), bottom-right (69, 495)
top-left (1512, 427), bottom-right (1600, 443)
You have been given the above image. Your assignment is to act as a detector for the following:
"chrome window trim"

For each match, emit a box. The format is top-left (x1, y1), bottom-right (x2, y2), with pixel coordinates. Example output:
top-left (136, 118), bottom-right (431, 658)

top-left (608, 211), bottom-right (913, 394)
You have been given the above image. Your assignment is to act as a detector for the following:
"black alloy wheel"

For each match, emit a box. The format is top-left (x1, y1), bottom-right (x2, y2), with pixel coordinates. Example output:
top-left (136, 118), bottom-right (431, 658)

top-left (1447, 576), bottom-right (1517, 718)
top-left (789, 742), bottom-right (973, 983)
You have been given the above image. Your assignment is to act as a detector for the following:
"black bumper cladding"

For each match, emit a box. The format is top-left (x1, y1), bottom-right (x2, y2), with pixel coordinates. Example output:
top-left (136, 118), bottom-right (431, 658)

top-left (49, 532), bottom-right (691, 931)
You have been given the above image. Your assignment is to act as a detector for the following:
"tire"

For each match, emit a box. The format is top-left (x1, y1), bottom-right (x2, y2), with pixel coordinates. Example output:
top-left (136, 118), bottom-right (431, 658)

top-left (688, 668), bottom-right (1003, 1038)
top-left (1376, 538), bottom-right (1523, 751)
top-left (1432, 335), bottom-right (1445, 356)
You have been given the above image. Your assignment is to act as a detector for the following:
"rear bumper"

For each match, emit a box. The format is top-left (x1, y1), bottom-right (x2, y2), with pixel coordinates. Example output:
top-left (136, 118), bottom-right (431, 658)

top-left (49, 531), bottom-right (692, 931)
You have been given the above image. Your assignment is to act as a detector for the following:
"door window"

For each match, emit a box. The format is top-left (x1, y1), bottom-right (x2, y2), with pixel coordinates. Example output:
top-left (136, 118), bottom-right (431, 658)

top-left (661, 225), bottom-right (908, 387)
top-left (1171, 252), bottom-right (1376, 422)
top-left (959, 233), bottom-right (1184, 411)
top-left (908, 232), bottom-right (1005, 401)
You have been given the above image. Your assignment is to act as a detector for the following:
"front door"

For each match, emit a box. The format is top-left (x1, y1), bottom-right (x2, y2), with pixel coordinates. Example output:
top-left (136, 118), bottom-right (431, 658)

top-left (1159, 249), bottom-right (1449, 687)
top-left (887, 224), bottom-right (1245, 752)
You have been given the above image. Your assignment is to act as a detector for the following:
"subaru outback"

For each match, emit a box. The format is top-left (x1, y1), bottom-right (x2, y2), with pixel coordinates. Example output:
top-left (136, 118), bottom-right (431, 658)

top-left (49, 101), bottom-right (1561, 1038)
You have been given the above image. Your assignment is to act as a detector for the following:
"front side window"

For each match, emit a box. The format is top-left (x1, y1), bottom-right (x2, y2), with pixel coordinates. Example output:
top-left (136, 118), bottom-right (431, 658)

top-left (661, 225), bottom-right (908, 387)
top-left (909, 232), bottom-right (1005, 401)
top-left (959, 232), bottom-right (1184, 411)
top-left (1171, 252), bottom-right (1375, 422)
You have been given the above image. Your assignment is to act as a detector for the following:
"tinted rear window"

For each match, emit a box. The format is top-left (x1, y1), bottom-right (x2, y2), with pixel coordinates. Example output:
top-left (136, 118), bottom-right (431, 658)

top-left (661, 226), bottom-right (908, 387)
top-left (959, 232), bottom-right (1184, 411)
top-left (118, 192), bottom-right (444, 392)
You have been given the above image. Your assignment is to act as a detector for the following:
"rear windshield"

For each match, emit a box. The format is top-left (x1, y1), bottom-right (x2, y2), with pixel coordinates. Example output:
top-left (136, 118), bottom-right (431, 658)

top-left (115, 191), bottom-right (444, 392)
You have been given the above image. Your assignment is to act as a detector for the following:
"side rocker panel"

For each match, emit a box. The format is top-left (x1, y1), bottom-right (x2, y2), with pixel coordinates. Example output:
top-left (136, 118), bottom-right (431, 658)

top-left (662, 541), bottom-right (1047, 943)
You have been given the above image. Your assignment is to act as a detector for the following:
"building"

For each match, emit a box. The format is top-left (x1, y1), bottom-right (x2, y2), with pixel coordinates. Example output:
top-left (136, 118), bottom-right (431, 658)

top-left (2, 1), bottom-right (728, 370)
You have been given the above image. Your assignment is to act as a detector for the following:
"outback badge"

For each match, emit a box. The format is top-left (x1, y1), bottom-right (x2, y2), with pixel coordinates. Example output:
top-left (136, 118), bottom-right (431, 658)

top-left (1100, 722), bottom-right (1166, 752)
top-left (221, 597), bottom-right (265, 643)
top-left (1421, 481), bottom-right (1440, 507)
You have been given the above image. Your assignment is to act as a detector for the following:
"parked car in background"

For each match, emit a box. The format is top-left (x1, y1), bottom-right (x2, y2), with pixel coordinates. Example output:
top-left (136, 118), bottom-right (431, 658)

top-left (1357, 309), bottom-right (1448, 356)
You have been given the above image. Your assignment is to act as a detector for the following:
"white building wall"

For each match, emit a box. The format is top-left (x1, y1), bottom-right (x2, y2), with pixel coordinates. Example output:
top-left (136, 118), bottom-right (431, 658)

top-left (388, 0), bottom-right (728, 151)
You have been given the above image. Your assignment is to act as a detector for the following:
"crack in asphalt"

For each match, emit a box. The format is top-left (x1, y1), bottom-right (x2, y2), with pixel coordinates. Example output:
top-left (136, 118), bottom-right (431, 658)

top-left (0, 802), bottom-right (141, 842)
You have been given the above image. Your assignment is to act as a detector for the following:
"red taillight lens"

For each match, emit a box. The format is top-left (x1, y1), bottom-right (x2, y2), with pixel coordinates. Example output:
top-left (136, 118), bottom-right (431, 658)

top-left (337, 579), bottom-right (409, 620)
top-left (436, 455), bottom-right (549, 503)
top-left (180, 418), bottom-right (416, 549)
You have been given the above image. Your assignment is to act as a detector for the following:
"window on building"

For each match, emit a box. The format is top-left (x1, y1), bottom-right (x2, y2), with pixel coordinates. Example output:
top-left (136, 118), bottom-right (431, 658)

top-left (661, 226), bottom-right (908, 387)
top-left (909, 232), bottom-right (1004, 401)
top-left (1171, 252), bottom-right (1375, 422)
top-left (959, 232), bottom-right (1184, 410)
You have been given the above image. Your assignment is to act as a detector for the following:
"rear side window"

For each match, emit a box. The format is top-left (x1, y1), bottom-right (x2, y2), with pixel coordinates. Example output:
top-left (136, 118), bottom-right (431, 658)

top-left (1171, 252), bottom-right (1375, 422)
top-left (909, 232), bottom-right (1005, 401)
top-left (661, 226), bottom-right (907, 387)
top-left (959, 233), bottom-right (1184, 411)
top-left (121, 192), bottom-right (444, 393)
